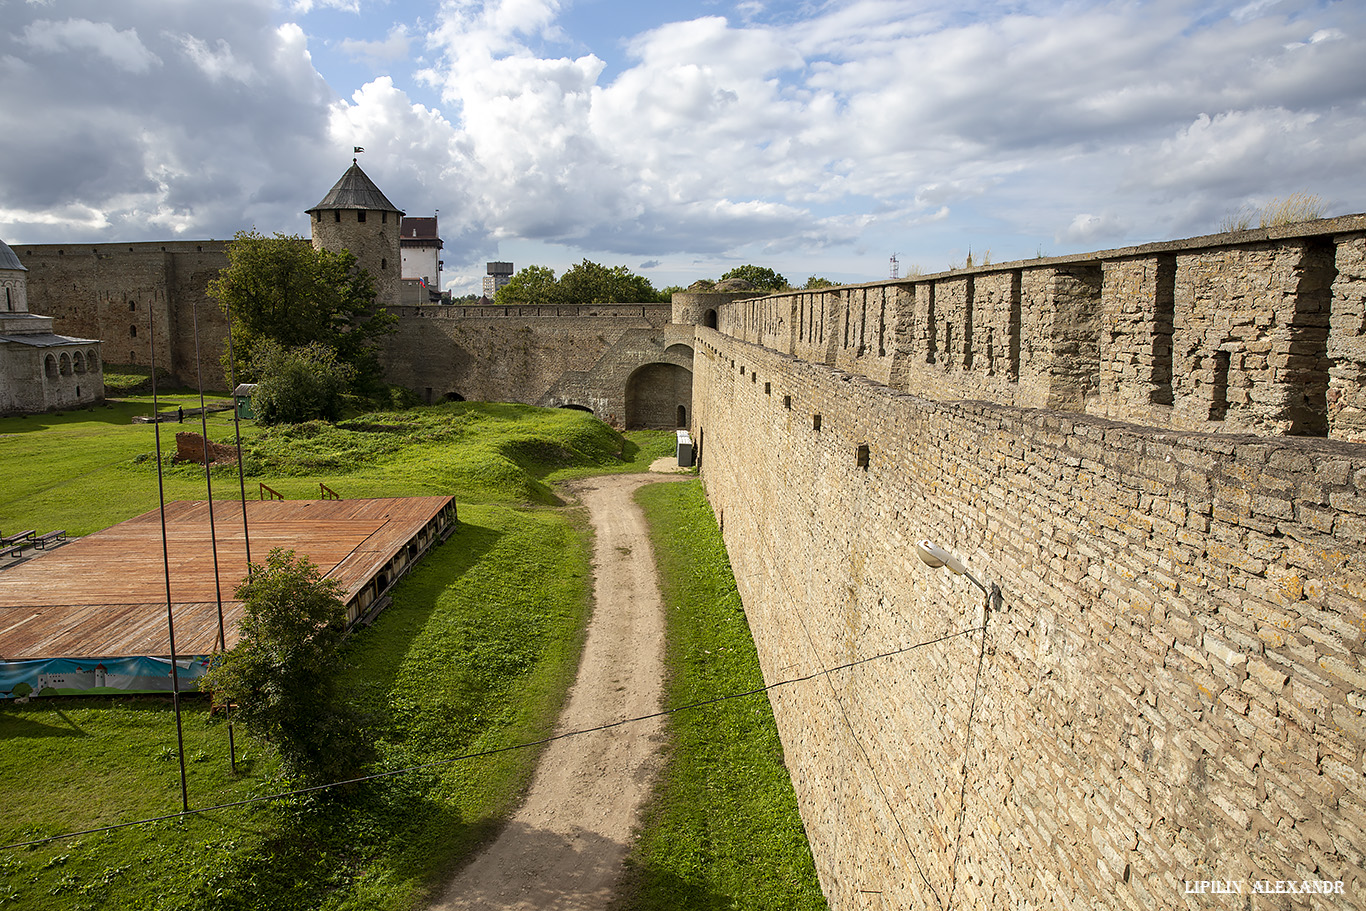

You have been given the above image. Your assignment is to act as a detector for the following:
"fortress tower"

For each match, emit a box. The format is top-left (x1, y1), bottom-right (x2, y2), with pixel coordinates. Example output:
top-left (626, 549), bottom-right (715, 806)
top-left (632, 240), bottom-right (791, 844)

top-left (306, 160), bottom-right (404, 309)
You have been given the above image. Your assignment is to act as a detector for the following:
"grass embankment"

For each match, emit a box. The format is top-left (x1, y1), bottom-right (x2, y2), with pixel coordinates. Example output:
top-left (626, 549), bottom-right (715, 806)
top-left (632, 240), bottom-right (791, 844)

top-left (0, 400), bottom-right (673, 535)
top-left (619, 481), bottom-right (828, 911)
top-left (0, 402), bottom-right (672, 910)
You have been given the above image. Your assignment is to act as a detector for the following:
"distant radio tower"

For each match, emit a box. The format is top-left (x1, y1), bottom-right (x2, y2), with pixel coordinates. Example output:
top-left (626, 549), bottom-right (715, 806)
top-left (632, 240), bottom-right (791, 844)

top-left (890, 253), bottom-right (900, 279)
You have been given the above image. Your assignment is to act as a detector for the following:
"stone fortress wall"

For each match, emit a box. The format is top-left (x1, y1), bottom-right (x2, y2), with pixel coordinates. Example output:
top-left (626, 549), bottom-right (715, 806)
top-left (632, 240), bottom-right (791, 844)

top-left (382, 302), bottom-right (701, 428)
top-left (18, 241), bottom-right (232, 387)
top-left (18, 243), bottom-right (703, 429)
top-left (690, 215), bottom-right (1366, 908)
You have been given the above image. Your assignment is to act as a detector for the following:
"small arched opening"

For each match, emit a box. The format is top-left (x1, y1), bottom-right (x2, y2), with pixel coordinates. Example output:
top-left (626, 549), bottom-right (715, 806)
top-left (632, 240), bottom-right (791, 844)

top-left (625, 362), bottom-right (693, 430)
top-left (444, 392), bottom-right (465, 402)
top-left (45, 355), bottom-right (57, 379)
top-left (559, 403), bottom-right (594, 415)
top-left (676, 405), bottom-right (687, 428)
top-left (73, 351), bottom-right (86, 374)
top-left (704, 309), bottom-right (718, 329)
top-left (60, 353), bottom-right (72, 376)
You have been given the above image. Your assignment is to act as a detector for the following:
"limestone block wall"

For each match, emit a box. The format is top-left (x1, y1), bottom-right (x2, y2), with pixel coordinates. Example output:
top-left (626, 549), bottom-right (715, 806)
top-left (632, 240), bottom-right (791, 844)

top-left (380, 304), bottom-right (679, 426)
top-left (694, 327), bottom-right (1366, 910)
top-left (19, 242), bottom-right (230, 386)
top-left (310, 209), bottom-right (402, 316)
top-left (713, 216), bottom-right (1366, 444)
top-left (1331, 237), bottom-right (1366, 441)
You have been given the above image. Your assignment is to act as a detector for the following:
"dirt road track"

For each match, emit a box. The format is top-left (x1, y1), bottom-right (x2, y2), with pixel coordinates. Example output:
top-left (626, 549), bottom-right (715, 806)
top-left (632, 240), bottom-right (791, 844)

top-left (428, 472), bottom-right (682, 910)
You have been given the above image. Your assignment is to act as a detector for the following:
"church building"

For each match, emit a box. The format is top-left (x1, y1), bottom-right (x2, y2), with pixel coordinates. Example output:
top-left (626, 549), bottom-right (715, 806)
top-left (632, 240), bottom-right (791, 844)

top-left (0, 239), bottom-right (103, 415)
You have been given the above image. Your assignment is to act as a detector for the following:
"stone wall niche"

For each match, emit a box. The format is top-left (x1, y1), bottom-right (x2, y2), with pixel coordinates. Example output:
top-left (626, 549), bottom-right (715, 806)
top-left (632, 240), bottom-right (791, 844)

top-left (1172, 241), bottom-right (1333, 435)
top-left (1328, 233), bottom-right (1366, 441)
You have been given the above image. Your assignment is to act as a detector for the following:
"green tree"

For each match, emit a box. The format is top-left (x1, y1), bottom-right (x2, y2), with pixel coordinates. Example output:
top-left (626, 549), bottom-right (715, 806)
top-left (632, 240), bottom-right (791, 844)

top-left (250, 341), bottom-right (353, 425)
top-left (802, 276), bottom-right (836, 290)
top-left (208, 230), bottom-right (395, 395)
top-left (494, 265), bottom-right (559, 305)
top-left (720, 265), bottom-right (789, 292)
top-left (558, 259), bottom-right (660, 304)
top-left (199, 548), bottom-right (373, 787)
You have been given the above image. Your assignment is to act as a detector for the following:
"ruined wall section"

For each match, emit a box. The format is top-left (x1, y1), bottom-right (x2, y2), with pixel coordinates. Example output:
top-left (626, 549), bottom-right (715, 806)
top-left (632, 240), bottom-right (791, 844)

top-left (694, 327), bottom-right (1366, 909)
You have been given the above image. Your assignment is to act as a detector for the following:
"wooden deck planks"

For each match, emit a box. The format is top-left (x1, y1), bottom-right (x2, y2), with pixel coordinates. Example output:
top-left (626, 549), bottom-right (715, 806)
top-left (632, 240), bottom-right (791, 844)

top-left (0, 497), bottom-right (453, 660)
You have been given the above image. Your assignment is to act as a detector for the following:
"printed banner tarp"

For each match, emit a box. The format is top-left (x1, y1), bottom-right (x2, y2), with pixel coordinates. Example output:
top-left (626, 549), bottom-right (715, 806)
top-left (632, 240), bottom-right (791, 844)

top-left (0, 655), bottom-right (212, 698)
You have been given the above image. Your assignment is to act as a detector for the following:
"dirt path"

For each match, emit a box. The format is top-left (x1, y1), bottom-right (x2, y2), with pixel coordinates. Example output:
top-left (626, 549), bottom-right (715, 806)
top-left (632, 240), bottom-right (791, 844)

top-left (428, 472), bottom-right (682, 910)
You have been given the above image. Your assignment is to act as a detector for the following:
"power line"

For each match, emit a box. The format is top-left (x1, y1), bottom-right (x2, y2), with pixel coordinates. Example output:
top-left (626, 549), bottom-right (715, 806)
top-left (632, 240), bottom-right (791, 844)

top-left (0, 624), bottom-right (981, 853)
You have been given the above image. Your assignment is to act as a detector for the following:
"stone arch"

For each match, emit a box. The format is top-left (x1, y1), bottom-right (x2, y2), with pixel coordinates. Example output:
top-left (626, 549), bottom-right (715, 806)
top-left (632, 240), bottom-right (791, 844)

top-left (665, 343), bottom-right (694, 360)
top-left (705, 309), bottom-right (718, 329)
top-left (45, 354), bottom-right (57, 379)
top-left (87, 349), bottom-right (99, 371)
top-left (559, 403), bottom-right (594, 414)
top-left (73, 351), bottom-right (86, 374)
top-left (60, 353), bottom-right (72, 376)
top-left (625, 362), bottom-right (693, 430)
top-left (443, 391), bottom-right (465, 402)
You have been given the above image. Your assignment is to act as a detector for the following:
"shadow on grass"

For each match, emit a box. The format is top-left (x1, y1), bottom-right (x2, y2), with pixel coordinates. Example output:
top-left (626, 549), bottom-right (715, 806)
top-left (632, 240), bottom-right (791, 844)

top-left (421, 819), bottom-right (725, 910)
top-left (610, 862), bottom-right (726, 911)
top-left (0, 706), bottom-right (90, 738)
top-left (0, 404), bottom-right (146, 434)
top-left (341, 520), bottom-right (504, 710)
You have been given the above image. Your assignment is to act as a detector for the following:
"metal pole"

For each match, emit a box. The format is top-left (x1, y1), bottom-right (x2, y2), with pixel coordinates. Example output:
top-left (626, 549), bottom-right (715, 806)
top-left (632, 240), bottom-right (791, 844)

top-left (191, 297), bottom-right (236, 773)
top-left (150, 318), bottom-right (190, 813)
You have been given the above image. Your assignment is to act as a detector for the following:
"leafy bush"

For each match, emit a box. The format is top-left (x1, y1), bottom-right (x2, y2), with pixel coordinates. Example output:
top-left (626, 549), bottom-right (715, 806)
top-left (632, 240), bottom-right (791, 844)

top-left (250, 342), bottom-right (353, 425)
top-left (198, 548), bottom-right (375, 787)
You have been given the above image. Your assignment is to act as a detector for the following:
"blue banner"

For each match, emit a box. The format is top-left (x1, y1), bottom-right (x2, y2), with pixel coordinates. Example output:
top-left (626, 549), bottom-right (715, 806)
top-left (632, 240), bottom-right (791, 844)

top-left (0, 656), bottom-right (212, 698)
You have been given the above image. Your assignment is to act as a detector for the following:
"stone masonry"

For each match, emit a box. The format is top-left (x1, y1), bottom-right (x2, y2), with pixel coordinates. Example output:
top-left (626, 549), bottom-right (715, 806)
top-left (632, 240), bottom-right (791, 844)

top-left (692, 215), bottom-right (1366, 909)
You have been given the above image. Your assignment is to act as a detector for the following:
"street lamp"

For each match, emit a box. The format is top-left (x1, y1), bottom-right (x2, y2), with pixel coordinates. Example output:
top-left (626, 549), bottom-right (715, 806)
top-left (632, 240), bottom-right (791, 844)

top-left (915, 538), bottom-right (1001, 623)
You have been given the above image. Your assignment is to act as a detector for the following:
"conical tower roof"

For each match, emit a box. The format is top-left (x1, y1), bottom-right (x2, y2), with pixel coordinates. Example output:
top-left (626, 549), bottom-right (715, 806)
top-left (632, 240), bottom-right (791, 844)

top-left (306, 160), bottom-right (403, 216)
top-left (0, 238), bottom-right (26, 272)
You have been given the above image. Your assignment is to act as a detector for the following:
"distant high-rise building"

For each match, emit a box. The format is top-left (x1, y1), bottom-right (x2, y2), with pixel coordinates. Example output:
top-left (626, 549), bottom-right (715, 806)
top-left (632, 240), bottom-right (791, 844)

top-left (483, 261), bottom-right (513, 299)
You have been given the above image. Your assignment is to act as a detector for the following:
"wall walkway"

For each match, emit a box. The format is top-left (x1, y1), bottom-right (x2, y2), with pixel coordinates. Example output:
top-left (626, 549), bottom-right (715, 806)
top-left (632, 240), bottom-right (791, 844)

top-left (693, 216), bottom-right (1366, 909)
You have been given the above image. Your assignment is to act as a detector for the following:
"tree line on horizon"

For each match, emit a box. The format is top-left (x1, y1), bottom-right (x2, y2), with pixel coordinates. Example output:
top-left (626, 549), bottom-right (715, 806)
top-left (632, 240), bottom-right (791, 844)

top-left (493, 261), bottom-right (839, 306)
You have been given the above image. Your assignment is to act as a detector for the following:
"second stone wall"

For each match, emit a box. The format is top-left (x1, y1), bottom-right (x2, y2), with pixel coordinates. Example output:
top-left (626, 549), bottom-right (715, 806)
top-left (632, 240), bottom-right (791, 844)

top-left (693, 327), bottom-right (1366, 910)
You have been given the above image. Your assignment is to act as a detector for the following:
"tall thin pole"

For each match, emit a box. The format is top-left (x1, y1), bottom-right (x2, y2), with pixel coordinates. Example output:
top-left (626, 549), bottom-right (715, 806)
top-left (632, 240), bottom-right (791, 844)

top-left (223, 301), bottom-right (252, 570)
top-left (150, 318), bottom-right (190, 813)
top-left (191, 297), bottom-right (236, 773)
top-left (222, 301), bottom-right (249, 772)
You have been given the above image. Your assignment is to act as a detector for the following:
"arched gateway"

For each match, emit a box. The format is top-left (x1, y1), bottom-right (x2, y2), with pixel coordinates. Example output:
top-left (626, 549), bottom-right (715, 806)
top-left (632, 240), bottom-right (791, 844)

top-left (624, 362), bottom-right (692, 430)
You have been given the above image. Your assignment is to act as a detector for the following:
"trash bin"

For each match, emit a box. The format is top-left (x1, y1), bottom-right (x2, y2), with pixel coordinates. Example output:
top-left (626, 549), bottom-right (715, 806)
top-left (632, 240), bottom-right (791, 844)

top-left (676, 430), bottom-right (694, 468)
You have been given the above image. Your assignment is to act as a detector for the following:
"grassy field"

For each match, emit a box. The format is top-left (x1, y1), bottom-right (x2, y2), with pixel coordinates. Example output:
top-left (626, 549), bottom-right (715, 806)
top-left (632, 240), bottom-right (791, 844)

top-left (0, 399), bottom-right (673, 535)
top-left (0, 402), bottom-right (669, 910)
top-left (0, 401), bottom-right (824, 909)
top-left (618, 481), bottom-right (828, 910)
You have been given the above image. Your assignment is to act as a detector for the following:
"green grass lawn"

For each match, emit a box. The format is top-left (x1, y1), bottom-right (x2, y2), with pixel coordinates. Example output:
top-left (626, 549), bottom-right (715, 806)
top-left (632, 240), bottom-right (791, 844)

top-left (0, 402), bottom-right (819, 910)
top-left (619, 481), bottom-right (828, 910)
top-left (0, 402), bottom-right (664, 910)
top-left (0, 503), bottom-right (592, 910)
top-left (0, 400), bottom-right (673, 535)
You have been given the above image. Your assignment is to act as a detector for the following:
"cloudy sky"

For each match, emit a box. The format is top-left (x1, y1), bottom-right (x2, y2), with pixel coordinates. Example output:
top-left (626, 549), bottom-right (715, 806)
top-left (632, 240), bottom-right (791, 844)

top-left (1, 0), bottom-right (1363, 294)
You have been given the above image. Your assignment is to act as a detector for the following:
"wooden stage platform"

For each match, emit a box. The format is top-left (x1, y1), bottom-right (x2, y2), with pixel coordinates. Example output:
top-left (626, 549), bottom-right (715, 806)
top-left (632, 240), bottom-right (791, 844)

top-left (0, 497), bottom-right (456, 661)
